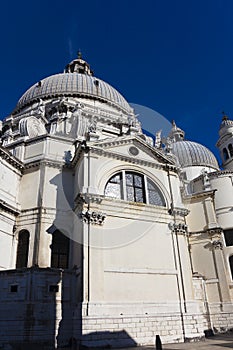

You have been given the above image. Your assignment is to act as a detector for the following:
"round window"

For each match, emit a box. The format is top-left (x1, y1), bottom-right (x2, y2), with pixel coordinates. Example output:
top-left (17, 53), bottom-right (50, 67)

top-left (129, 146), bottom-right (139, 156)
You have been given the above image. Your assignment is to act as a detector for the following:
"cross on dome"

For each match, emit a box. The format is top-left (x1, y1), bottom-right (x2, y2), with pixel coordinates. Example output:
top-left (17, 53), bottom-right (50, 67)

top-left (222, 111), bottom-right (229, 121)
top-left (77, 50), bottom-right (82, 59)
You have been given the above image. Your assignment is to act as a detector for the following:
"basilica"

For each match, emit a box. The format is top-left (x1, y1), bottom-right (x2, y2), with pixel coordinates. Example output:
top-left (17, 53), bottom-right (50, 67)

top-left (1, 54), bottom-right (233, 349)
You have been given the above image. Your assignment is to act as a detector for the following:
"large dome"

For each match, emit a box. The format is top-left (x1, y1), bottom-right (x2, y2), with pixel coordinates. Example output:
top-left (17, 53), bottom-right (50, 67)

top-left (172, 140), bottom-right (219, 170)
top-left (15, 55), bottom-right (132, 114)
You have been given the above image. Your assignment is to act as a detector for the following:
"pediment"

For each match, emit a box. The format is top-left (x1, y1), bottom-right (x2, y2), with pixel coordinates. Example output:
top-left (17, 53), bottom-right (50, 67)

top-left (92, 136), bottom-right (175, 166)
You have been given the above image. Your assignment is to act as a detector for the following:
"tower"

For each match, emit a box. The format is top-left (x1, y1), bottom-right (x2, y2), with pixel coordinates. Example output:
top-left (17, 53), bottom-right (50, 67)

top-left (216, 114), bottom-right (233, 169)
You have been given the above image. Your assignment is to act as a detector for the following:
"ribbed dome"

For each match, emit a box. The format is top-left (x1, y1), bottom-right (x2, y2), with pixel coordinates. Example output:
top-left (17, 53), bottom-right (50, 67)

top-left (16, 73), bottom-right (132, 113)
top-left (172, 141), bottom-right (219, 170)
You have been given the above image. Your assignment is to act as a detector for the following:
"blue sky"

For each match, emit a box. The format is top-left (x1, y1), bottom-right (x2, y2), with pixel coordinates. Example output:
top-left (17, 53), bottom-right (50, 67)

top-left (1, 0), bottom-right (233, 162)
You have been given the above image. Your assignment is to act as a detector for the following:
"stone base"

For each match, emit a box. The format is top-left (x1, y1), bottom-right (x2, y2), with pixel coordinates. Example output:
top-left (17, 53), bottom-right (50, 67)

top-left (79, 312), bottom-right (206, 348)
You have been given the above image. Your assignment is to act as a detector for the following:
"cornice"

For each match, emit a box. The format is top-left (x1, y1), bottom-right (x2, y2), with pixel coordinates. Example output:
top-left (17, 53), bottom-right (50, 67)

top-left (24, 133), bottom-right (74, 145)
top-left (89, 147), bottom-right (177, 171)
top-left (189, 227), bottom-right (223, 236)
top-left (192, 170), bottom-right (233, 183)
top-left (183, 189), bottom-right (216, 201)
top-left (0, 146), bottom-right (24, 171)
top-left (93, 135), bottom-right (175, 165)
top-left (75, 193), bottom-right (170, 223)
top-left (70, 140), bottom-right (178, 171)
top-left (23, 158), bottom-right (65, 171)
top-left (0, 199), bottom-right (20, 216)
top-left (169, 207), bottom-right (190, 217)
top-left (209, 169), bottom-right (233, 178)
top-left (3, 133), bottom-right (75, 150)
top-left (81, 110), bottom-right (128, 126)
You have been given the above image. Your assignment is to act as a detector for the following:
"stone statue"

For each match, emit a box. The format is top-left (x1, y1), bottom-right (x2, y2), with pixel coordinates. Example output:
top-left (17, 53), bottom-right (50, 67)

top-left (88, 116), bottom-right (98, 133)
top-left (155, 130), bottom-right (162, 148)
top-left (36, 99), bottom-right (45, 117)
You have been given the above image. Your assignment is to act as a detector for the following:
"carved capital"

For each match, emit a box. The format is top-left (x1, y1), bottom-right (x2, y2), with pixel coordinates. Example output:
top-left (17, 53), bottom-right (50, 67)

top-left (207, 227), bottom-right (223, 238)
top-left (211, 240), bottom-right (223, 250)
top-left (169, 222), bottom-right (187, 235)
top-left (81, 193), bottom-right (103, 205)
top-left (169, 207), bottom-right (190, 217)
top-left (80, 210), bottom-right (106, 225)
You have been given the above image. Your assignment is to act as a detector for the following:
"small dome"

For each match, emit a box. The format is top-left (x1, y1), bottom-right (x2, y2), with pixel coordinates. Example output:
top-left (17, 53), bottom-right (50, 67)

top-left (169, 120), bottom-right (185, 141)
top-left (219, 115), bottom-right (233, 137)
top-left (14, 54), bottom-right (132, 114)
top-left (172, 140), bottom-right (219, 170)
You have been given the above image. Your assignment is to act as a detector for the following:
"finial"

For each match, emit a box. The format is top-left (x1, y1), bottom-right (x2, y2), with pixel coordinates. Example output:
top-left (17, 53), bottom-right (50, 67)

top-left (169, 120), bottom-right (185, 141)
top-left (172, 120), bottom-right (177, 128)
top-left (65, 51), bottom-right (93, 75)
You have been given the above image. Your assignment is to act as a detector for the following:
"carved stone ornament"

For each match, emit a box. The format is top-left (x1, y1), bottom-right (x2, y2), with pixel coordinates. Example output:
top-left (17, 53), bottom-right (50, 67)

top-left (164, 137), bottom-right (173, 154)
top-left (35, 98), bottom-right (45, 118)
top-left (19, 116), bottom-right (47, 138)
top-left (168, 222), bottom-right (187, 235)
top-left (170, 207), bottom-right (190, 217)
top-left (88, 116), bottom-right (98, 133)
top-left (80, 210), bottom-right (106, 225)
top-left (155, 130), bottom-right (162, 148)
top-left (127, 114), bottom-right (137, 127)
top-left (128, 146), bottom-right (139, 156)
top-left (211, 240), bottom-right (223, 250)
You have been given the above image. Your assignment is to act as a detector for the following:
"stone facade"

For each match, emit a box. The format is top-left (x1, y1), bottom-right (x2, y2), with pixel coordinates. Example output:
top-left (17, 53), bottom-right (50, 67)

top-left (1, 54), bottom-right (233, 348)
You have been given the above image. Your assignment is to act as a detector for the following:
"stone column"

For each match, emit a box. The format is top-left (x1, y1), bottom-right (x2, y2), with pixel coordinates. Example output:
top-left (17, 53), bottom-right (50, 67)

top-left (204, 197), bottom-right (219, 229)
top-left (208, 229), bottom-right (232, 311)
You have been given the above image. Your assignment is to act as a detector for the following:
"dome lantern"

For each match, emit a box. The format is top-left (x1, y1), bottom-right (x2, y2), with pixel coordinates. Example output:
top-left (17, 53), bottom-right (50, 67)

top-left (218, 113), bottom-right (233, 137)
top-left (64, 51), bottom-right (94, 76)
top-left (169, 120), bottom-right (185, 142)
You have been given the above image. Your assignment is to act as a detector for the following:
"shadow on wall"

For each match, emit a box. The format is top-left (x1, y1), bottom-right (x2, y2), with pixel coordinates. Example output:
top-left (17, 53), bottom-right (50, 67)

top-left (48, 166), bottom-right (83, 348)
top-left (57, 330), bottom-right (137, 349)
top-left (56, 269), bottom-right (82, 349)
top-left (47, 167), bottom-right (138, 348)
top-left (0, 267), bottom-right (65, 350)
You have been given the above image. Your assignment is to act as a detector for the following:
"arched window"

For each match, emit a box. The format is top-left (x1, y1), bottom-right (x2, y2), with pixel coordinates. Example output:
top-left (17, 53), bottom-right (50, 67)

top-left (125, 172), bottom-right (145, 203)
top-left (105, 171), bottom-right (166, 206)
top-left (16, 230), bottom-right (29, 268)
top-left (229, 255), bottom-right (233, 279)
top-left (223, 148), bottom-right (229, 161)
top-left (104, 172), bottom-right (122, 199)
top-left (228, 144), bottom-right (233, 157)
top-left (51, 230), bottom-right (70, 269)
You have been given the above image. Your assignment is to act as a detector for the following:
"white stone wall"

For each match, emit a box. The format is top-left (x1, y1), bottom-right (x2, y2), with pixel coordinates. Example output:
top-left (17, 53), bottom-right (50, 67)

top-left (0, 159), bottom-right (21, 209)
top-left (210, 173), bottom-right (233, 229)
top-left (0, 155), bottom-right (22, 270)
top-left (0, 212), bottom-right (15, 269)
top-left (80, 312), bottom-right (208, 347)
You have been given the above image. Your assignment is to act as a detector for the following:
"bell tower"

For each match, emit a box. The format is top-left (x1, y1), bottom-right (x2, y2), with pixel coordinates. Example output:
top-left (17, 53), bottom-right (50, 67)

top-left (216, 114), bottom-right (233, 169)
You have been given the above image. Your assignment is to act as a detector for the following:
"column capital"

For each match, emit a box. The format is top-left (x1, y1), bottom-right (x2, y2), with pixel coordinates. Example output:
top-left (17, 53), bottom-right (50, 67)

top-left (168, 222), bottom-right (187, 235)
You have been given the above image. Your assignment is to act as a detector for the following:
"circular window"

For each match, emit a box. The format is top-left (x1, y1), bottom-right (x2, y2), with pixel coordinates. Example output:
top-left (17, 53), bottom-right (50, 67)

top-left (129, 146), bottom-right (139, 156)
